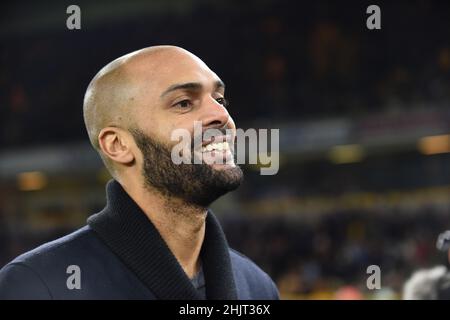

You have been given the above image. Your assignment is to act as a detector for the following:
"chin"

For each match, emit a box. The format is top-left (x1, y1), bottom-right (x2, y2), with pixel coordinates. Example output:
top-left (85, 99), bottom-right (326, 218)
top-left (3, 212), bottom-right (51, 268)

top-left (210, 162), bottom-right (237, 171)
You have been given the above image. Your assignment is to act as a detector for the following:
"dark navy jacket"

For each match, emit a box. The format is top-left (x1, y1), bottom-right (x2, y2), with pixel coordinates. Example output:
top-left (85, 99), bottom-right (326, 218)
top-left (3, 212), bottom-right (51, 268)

top-left (0, 180), bottom-right (279, 300)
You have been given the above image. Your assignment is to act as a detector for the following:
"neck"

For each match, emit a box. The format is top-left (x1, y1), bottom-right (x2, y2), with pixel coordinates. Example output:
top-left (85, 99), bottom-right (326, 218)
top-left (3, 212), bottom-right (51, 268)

top-left (121, 178), bottom-right (206, 279)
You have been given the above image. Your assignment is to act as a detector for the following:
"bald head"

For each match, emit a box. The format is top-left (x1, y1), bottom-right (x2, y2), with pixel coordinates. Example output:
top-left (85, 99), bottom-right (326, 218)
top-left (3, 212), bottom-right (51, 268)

top-left (82, 44), bottom-right (239, 199)
top-left (83, 45), bottom-right (207, 150)
top-left (83, 45), bottom-right (223, 177)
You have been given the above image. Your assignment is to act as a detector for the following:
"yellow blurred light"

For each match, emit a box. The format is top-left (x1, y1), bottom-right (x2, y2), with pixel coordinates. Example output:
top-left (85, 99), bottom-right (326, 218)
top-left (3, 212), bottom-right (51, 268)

top-left (17, 171), bottom-right (47, 191)
top-left (328, 144), bottom-right (365, 164)
top-left (418, 134), bottom-right (450, 155)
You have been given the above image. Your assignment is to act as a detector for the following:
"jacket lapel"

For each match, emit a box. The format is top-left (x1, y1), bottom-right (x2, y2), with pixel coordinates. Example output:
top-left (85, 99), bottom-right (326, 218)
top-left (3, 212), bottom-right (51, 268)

top-left (87, 180), bottom-right (237, 300)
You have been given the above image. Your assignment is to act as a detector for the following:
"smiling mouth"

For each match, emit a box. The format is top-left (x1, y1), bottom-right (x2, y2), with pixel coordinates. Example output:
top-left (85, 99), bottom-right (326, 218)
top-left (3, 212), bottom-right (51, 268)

top-left (196, 136), bottom-right (235, 166)
top-left (201, 141), bottom-right (231, 153)
top-left (198, 134), bottom-right (233, 153)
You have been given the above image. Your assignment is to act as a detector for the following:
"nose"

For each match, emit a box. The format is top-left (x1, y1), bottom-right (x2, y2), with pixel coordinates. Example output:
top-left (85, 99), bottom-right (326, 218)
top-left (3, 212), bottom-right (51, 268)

top-left (200, 96), bottom-right (231, 130)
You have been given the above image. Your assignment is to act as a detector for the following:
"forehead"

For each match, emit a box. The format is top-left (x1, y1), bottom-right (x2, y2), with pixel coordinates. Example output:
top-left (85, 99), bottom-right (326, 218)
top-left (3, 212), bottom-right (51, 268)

top-left (125, 51), bottom-right (222, 96)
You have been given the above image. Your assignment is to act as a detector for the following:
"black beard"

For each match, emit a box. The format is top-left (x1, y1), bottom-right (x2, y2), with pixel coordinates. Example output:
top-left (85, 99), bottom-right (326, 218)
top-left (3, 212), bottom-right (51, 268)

top-left (129, 128), bottom-right (243, 207)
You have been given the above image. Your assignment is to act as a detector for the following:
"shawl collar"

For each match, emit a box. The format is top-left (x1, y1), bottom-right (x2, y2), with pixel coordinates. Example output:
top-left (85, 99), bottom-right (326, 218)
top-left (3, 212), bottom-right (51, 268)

top-left (87, 180), bottom-right (237, 300)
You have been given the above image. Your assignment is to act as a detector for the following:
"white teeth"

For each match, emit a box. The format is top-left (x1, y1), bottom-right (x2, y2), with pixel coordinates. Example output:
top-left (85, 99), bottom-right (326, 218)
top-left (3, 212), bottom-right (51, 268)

top-left (201, 141), bottom-right (230, 152)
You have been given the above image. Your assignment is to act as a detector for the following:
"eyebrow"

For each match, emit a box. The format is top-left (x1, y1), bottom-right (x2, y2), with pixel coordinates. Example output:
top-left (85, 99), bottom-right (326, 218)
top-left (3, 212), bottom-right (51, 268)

top-left (160, 80), bottom-right (225, 98)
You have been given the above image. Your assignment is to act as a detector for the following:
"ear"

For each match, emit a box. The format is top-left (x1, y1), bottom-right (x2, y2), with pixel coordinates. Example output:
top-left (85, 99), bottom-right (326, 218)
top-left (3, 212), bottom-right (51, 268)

top-left (98, 127), bottom-right (135, 165)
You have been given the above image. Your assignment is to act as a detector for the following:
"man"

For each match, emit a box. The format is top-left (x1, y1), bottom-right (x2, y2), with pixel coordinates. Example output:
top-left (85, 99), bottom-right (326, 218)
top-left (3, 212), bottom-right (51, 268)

top-left (403, 266), bottom-right (450, 300)
top-left (0, 46), bottom-right (279, 300)
top-left (402, 231), bottom-right (450, 300)
top-left (436, 230), bottom-right (450, 264)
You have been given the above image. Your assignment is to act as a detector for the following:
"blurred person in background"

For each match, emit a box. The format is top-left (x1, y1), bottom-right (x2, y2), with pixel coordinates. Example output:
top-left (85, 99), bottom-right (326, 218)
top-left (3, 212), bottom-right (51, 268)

top-left (402, 266), bottom-right (450, 300)
top-left (0, 46), bottom-right (279, 300)
top-left (436, 230), bottom-right (450, 266)
top-left (402, 231), bottom-right (450, 300)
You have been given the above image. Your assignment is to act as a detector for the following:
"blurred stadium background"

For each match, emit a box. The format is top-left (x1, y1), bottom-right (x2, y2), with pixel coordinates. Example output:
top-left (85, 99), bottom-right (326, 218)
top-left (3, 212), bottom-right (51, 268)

top-left (1, 0), bottom-right (450, 299)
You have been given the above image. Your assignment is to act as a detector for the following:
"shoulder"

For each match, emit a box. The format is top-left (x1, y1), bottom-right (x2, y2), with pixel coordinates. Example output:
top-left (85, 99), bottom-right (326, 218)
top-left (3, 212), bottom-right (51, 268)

top-left (5, 226), bottom-right (100, 268)
top-left (228, 248), bottom-right (279, 300)
top-left (0, 262), bottom-right (53, 299)
top-left (0, 226), bottom-right (109, 299)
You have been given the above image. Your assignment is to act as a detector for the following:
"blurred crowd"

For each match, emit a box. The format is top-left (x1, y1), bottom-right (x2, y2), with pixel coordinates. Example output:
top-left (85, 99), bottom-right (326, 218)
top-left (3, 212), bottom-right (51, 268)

top-left (2, 1), bottom-right (450, 148)
top-left (223, 206), bottom-right (449, 299)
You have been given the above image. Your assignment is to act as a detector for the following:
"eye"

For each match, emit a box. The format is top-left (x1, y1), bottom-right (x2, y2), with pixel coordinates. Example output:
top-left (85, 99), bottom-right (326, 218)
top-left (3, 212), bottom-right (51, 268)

top-left (216, 97), bottom-right (229, 107)
top-left (173, 99), bottom-right (193, 109)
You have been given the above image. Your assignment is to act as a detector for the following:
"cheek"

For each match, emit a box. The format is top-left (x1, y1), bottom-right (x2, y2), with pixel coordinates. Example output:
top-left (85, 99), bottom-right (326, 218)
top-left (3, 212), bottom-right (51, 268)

top-left (166, 121), bottom-right (195, 151)
top-left (136, 112), bottom-right (168, 143)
